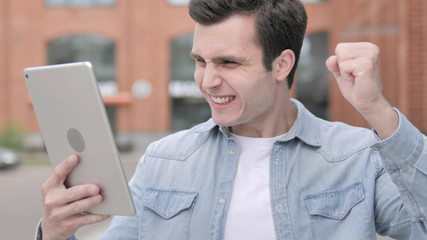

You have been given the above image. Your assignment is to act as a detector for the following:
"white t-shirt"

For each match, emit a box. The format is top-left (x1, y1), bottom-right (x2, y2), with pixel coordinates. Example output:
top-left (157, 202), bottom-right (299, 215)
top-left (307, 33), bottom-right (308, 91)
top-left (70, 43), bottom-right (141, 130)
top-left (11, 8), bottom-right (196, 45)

top-left (224, 133), bottom-right (287, 240)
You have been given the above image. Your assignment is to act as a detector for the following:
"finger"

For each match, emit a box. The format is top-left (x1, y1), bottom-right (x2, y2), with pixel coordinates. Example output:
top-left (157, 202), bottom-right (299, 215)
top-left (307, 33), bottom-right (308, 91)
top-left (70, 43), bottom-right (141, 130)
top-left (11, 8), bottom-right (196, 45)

top-left (337, 59), bottom-right (357, 81)
top-left (335, 42), bottom-right (365, 61)
top-left (67, 194), bottom-right (103, 216)
top-left (47, 214), bottom-right (110, 238)
top-left (335, 42), bottom-right (380, 64)
top-left (64, 184), bottom-right (100, 204)
top-left (51, 155), bottom-right (79, 186)
top-left (52, 194), bottom-right (104, 219)
top-left (66, 213), bottom-right (110, 230)
top-left (326, 55), bottom-right (340, 76)
top-left (53, 184), bottom-right (100, 206)
top-left (41, 155), bottom-right (80, 201)
top-left (326, 55), bottom-right (354, 85)
top-left (76, 213), bottom-right (111, 226)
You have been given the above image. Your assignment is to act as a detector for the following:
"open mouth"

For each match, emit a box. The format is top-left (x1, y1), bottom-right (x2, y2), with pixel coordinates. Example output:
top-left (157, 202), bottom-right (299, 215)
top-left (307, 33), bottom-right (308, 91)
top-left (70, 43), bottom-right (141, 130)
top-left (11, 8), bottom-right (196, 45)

top-left (211, 96), bottom-right (236, 105)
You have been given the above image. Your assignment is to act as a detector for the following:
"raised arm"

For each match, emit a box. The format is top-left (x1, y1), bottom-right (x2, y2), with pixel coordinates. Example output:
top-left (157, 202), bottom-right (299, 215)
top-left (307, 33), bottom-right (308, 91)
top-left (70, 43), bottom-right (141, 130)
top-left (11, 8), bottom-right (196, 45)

top-left (326, 42), bottom-right (427, 236)
top-left (325, 42), bottom-right (398, 139)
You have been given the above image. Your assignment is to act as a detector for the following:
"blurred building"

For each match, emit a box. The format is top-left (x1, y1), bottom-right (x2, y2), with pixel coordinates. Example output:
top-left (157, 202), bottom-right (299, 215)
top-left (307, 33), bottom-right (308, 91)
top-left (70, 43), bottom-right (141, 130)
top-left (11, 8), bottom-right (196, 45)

top-left (0, 0), bottom-right (426, 147)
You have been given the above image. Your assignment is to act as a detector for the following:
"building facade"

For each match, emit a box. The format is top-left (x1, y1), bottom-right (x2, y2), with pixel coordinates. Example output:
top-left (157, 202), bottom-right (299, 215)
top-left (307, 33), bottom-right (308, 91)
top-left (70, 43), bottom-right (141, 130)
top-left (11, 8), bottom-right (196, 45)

top-left (0, 0), bottom-right (426, 142)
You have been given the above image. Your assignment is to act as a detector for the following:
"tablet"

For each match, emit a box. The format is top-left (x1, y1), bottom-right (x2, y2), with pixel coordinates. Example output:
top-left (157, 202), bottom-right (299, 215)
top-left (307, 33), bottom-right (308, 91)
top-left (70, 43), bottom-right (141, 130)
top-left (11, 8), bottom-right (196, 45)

top-left (24, 62), bottom-right (135, 216)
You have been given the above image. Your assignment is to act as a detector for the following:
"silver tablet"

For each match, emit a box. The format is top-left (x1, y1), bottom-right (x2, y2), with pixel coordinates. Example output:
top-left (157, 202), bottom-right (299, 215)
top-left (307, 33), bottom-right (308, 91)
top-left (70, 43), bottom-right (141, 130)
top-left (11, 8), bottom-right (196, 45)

top-left (24, 62), bottom-right (135, 216)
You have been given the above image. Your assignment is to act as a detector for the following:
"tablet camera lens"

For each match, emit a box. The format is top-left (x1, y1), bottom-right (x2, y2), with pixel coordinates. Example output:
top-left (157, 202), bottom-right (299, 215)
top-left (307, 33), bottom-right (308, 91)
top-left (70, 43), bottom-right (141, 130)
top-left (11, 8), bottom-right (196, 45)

top-left (67, 128), bottom-right (85, 153)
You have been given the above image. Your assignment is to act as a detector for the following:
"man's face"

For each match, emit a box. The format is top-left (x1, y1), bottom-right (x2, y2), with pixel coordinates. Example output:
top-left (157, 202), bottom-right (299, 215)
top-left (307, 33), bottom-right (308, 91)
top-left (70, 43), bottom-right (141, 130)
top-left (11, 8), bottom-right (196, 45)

top-left (191, 14), bottom-right (284, 135)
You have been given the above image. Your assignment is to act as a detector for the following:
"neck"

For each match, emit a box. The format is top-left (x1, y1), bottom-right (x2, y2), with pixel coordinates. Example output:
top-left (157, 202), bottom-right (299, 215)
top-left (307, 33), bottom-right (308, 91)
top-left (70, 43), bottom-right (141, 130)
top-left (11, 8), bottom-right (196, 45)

top-left (231, 97), bottom-right (297, 138)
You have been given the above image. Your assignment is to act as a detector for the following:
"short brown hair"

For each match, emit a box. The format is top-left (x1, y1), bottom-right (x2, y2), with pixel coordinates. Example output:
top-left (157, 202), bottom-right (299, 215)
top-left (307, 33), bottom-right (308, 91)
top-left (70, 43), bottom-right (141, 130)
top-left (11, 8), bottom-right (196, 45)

top-left (189, 0), bottom-right (307, 88)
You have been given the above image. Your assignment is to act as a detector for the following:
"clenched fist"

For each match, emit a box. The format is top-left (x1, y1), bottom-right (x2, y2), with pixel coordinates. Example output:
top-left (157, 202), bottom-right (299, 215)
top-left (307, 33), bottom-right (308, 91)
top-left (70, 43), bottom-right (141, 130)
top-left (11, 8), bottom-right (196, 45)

top-left (326, 42), bottom-right (398, 139)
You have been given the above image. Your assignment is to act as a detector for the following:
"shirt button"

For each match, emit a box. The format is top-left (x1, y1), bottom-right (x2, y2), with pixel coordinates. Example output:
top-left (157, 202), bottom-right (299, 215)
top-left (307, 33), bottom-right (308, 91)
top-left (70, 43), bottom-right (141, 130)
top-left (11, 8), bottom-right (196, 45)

top-left (273, 158), bottom-right (280, 164)
top-left (219, 198), bottom-right (226, 205)
top-left (336, 209), bottom-right (344, 216)
top-left (275, 204), bottom-right (283, 211)
top-left (230, 151), bottom-right (236, 156)
top-left (166, 208), bottom-right (173, 215)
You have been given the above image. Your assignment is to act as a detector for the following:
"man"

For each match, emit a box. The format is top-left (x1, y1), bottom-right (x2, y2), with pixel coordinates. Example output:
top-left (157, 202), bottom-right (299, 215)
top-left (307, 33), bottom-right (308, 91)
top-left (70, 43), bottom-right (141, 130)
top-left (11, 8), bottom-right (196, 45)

top-left (37, 0), bottom-right (427, 239)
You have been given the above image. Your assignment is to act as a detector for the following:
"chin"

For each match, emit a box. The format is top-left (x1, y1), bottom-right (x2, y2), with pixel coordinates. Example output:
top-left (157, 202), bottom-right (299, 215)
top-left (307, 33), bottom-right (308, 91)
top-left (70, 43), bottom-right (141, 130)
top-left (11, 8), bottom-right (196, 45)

top-left (211, 115), bottom-right (226, 126)
top-left (211, 115), bottom-right (238, 127)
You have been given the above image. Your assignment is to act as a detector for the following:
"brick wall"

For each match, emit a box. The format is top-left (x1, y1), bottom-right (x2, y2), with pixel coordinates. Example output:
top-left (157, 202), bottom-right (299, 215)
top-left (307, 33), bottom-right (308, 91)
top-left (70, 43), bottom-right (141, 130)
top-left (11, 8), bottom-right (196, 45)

top-left (0, 0), bottom-right (425, 133)
top-left (0, 0), bottom-right (194, 133)
top-left (328, 0), bottom-right (426, 132)
top-left (400, 0), bottom-right (427, 132)
top-left (0, 0), bottom-right (8, 129)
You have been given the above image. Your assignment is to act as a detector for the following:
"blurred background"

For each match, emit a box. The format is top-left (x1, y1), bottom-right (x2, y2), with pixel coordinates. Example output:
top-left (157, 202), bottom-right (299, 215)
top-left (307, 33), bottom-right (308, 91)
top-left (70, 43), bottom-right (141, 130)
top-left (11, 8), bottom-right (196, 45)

top-left (0, 0), bottom-right (426, 239)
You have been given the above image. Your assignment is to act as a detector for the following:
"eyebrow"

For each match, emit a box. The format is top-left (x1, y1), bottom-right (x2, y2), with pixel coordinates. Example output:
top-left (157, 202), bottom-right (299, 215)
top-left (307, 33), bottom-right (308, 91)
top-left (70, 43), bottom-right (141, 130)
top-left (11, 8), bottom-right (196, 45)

top-left (190, 52), bottom-right (247, 64)
top-left (190, 52), bottom-right (202, 60)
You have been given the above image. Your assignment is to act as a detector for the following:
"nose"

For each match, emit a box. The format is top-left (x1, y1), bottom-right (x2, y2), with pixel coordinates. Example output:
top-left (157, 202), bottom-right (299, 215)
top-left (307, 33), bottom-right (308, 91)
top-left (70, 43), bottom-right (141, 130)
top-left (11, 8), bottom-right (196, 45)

top-left (201, 64), bottom-right (221, 90)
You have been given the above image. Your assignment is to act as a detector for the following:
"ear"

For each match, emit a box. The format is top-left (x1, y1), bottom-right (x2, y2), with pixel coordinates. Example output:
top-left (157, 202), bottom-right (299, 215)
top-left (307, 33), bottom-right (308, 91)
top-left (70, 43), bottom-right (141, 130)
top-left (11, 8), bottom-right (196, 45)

top-left (273, 49), bottom-right (295, 82)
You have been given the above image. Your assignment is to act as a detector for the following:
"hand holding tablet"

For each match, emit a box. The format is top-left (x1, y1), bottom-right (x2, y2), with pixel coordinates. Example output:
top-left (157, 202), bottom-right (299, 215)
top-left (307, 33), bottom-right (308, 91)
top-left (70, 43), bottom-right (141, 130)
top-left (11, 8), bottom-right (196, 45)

top-left (40, 154), bottom-right (111, 240)
top-left (24, 62), bottom-right (135, 216)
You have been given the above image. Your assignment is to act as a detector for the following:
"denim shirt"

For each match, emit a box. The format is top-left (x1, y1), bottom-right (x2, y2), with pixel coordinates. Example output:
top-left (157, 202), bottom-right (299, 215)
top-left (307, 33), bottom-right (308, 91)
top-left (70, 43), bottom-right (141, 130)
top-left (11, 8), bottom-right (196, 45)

top-left (36, 99), bottom-right (427, 240)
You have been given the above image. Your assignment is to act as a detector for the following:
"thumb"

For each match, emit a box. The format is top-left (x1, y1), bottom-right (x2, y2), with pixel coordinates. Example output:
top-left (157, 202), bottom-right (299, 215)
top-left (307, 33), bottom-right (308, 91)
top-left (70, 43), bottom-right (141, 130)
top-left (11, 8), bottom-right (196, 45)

top-left (325, 55), bottom-right (340, 78)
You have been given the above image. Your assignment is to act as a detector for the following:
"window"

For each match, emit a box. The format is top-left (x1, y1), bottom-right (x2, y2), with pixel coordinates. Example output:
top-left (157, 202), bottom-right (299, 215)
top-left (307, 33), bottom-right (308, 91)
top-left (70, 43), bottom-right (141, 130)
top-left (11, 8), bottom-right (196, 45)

top-left (48, 34), bottom-right (118, 133)
top-left (169, 34), bottom-right (210, 131)
top-left (296, 32), bottom-right (329, 119)
top-left (46, 0), bottom-right (116, 7)
top-left (168, 0), bottom-right (189, 6)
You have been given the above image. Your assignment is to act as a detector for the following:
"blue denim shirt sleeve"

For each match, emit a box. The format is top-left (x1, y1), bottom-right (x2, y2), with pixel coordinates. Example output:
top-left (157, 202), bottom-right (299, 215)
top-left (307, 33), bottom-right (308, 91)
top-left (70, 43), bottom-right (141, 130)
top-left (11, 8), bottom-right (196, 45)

top-left (35, 220), bottom-right (42, 240)
top-left (372, 109), bottom-right (427, 227)
top-left (34, 219), bottom-right (79, 240)
top-left (34, 220), bottom-right (43, 240)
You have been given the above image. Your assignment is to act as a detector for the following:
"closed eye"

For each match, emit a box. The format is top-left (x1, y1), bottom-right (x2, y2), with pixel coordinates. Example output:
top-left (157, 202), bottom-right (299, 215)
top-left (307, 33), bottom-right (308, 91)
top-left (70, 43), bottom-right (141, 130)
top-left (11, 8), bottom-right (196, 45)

top-left (194, 58), bottom-right (206, 67)
top-left (190, 53), bottom-right (206, 67)
top-left (221, 60), bottom-right (239, 68)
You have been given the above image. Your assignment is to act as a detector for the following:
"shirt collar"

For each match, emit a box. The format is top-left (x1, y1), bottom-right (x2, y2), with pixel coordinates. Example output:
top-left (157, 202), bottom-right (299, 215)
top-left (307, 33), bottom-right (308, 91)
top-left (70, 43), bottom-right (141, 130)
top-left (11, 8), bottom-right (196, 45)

top-left (194, 118), bottom-right (217, 133)
top-left (194, 98), bottom-right (322, 147)
top-left (287, 99), bottom-right (321, 147)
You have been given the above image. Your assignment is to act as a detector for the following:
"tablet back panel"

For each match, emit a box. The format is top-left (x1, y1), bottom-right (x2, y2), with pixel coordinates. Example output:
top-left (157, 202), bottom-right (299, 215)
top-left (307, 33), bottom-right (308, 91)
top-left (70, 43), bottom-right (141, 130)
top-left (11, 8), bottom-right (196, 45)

top-left (24, 62), bottom-right (135, 216)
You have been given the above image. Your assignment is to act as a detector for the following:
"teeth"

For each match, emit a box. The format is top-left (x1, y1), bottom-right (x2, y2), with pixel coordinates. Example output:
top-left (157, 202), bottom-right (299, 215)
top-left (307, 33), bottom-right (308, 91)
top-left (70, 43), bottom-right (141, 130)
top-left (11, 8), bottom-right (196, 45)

top-left (211, 96), bottom-right (235, 104)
